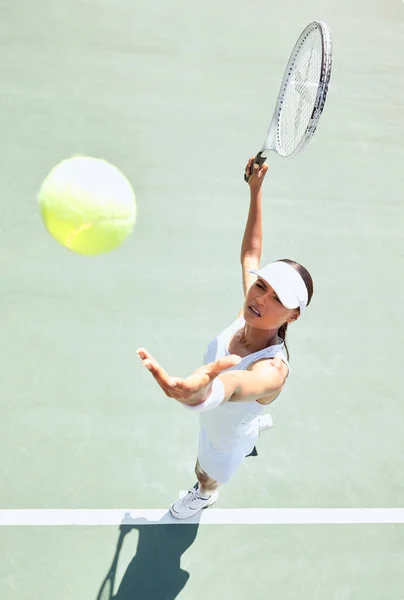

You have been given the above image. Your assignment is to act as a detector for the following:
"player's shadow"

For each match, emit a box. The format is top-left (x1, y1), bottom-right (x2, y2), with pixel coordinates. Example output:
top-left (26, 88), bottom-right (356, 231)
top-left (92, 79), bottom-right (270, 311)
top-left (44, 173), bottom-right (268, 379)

top-left (96, 512), bottom-right (200, 600)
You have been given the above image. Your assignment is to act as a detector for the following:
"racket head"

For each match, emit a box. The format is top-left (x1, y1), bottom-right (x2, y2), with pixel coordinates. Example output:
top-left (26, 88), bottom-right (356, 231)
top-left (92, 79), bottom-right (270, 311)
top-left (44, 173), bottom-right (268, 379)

top-left (262, 20), bottom-right (332, 158)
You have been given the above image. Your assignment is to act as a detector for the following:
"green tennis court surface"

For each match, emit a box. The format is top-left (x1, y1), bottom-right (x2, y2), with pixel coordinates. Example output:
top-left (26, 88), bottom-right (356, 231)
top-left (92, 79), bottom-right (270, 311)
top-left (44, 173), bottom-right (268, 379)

top-left (1, 0), bottom-right (403, 598)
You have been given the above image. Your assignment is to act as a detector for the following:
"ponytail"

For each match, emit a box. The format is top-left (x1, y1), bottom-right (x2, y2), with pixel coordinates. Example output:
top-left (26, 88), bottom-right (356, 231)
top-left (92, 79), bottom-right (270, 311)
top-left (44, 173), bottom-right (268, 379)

top-left (277, 322), bottom-right (289, 360)
top-left (276, 259), bottom-right (314, 362)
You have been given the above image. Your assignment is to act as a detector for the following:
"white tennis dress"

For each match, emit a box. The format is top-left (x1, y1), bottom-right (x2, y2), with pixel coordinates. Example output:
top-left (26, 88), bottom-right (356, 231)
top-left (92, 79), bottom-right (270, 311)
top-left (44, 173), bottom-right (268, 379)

top-left (198, 316), bottom-right (289, 483)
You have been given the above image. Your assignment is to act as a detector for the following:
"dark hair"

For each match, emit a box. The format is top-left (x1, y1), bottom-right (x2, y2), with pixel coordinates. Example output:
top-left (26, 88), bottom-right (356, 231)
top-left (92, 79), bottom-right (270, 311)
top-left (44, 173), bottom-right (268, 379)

top-left (277, 259), bottom-right (314, 361)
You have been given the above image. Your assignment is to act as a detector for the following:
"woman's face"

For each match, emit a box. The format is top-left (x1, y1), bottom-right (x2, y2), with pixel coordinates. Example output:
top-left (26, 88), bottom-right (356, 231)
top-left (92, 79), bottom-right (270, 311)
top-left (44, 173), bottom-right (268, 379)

top-left (243, 278), bottom-right (299, 330)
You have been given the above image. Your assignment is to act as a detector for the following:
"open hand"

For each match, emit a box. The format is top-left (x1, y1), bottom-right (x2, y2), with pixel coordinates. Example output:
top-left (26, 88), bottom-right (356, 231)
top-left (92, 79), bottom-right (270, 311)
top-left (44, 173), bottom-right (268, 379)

top-left (137, 348), bottom-right (241, 406)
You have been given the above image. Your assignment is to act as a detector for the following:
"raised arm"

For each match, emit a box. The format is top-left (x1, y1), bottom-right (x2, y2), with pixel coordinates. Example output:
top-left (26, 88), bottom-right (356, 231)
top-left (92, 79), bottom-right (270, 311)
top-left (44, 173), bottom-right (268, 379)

top-left (240, 159), bottom-right (269, 307)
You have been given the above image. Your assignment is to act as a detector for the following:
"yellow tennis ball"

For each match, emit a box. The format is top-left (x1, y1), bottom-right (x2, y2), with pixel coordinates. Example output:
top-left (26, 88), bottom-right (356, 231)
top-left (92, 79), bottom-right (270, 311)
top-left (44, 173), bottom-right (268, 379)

top-left (37, 156), bottom-right (137, 255)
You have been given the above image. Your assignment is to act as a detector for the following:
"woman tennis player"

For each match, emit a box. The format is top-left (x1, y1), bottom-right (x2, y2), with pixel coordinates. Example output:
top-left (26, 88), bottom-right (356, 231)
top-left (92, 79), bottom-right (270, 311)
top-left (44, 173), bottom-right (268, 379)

top-left (137, 158), bottom-right (313, 519)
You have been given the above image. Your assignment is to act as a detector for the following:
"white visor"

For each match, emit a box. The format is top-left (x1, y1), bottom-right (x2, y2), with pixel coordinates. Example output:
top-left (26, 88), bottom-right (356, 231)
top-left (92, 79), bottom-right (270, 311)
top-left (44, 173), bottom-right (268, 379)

top-left (248, 261), bottom-right (308, 314)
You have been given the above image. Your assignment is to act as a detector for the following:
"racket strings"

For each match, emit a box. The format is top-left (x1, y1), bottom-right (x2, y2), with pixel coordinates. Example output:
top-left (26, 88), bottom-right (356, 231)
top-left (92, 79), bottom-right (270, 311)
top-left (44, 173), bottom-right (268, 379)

top-left (277, 29), bottom-right (323, 156)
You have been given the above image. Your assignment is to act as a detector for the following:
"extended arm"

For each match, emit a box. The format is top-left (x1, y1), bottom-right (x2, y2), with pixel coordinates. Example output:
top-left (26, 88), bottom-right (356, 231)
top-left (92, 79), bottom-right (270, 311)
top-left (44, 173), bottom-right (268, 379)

top-left (137, 348), bottom-right (287, 408)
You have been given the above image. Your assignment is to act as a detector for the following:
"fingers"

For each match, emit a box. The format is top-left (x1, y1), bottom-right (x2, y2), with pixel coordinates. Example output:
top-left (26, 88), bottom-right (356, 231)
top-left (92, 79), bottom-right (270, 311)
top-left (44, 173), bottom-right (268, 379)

top-left (136, 347), bottom-right (153, 361)
top-left (136, 347), bottom-right (177, 390)
top-left (245, 157), bottom-right (256, 179)
top-left (245, 157), bottom-right (253, 178)
top-left (136, 347), bottom-right (159, 373)
top-left (244, 158), bottom-right (269, 181)
top-left (253, 162), bottom-right (268, 178)
top-left (260, 163), bottom-right (269, 176)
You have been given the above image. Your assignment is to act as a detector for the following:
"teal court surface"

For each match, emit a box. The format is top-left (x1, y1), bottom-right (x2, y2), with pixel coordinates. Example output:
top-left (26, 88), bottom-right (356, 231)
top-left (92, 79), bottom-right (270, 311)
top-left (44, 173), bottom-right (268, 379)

top-left (1, 0), bottom-right (403, 599)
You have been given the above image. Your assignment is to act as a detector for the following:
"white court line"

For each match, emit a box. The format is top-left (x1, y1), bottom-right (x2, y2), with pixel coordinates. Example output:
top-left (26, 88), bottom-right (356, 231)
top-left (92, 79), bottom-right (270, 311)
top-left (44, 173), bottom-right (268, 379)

top-left (1, 508), bottom-right (404, 526)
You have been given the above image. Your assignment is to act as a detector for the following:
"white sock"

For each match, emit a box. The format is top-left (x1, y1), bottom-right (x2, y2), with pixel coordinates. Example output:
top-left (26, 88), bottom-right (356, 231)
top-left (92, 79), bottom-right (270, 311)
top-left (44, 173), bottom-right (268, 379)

top-left (197, 486), bottom-right (212, 499)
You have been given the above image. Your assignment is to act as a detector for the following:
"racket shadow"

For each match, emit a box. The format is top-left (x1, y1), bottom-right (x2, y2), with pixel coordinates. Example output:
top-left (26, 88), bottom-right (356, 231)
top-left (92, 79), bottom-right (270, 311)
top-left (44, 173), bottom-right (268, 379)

top-left (96, 512), bottom-right (200, 600)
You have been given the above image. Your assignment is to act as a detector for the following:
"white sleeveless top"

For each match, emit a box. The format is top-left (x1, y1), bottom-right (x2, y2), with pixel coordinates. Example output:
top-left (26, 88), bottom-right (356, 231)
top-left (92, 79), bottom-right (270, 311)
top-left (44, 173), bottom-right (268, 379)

top-left (199, 316), bottom-right (289, 452)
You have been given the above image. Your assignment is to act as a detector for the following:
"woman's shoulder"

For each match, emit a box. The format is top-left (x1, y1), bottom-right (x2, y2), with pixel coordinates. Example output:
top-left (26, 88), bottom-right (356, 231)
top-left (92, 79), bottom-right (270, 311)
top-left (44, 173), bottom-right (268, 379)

top-left (245, 341), bottom-right (290, 374)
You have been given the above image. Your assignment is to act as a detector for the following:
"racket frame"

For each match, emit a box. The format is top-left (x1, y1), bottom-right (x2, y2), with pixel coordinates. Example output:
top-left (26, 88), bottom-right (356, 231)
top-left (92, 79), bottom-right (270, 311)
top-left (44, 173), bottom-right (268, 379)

top-left (245, 20), bottom-right (332, 182)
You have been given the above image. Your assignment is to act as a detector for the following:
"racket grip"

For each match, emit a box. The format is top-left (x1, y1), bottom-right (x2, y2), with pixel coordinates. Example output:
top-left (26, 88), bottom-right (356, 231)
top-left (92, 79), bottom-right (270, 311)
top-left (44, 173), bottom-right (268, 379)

top-left (244, 152), bottom-right (267, 183)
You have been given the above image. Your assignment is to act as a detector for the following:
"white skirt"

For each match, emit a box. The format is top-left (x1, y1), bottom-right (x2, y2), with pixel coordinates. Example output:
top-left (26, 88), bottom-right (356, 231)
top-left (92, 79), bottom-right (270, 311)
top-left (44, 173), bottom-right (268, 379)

top-left (197, 425), bottom-right (258, 484)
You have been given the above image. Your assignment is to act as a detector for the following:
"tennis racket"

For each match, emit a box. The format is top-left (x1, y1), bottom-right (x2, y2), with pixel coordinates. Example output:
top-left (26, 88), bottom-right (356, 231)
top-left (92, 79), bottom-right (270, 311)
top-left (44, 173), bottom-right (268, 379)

top-left (245, 20), bottom-right (332, 182)
top-left (96, 527), bottom-right (127, 600)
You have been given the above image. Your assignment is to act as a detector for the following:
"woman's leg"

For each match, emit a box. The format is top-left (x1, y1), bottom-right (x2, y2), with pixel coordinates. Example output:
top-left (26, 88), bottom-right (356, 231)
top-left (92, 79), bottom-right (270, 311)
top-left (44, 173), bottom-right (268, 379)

top-left (169, 459), bottom-right (219, 519)
top-left (195, 459), bottom-right (220, 496)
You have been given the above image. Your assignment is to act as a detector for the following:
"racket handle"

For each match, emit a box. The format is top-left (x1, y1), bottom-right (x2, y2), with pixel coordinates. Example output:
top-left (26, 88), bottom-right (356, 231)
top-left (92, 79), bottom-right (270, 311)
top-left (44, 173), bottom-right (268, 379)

top-left (244, 151), bottom-right (267, 183)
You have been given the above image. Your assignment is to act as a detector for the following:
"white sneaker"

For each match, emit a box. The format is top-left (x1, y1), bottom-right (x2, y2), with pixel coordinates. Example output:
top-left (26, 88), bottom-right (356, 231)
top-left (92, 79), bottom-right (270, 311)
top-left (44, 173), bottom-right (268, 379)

top-left (258, 414), bottom-right (273, 434)
top-left (170, 487), bottom-right (219, 520)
